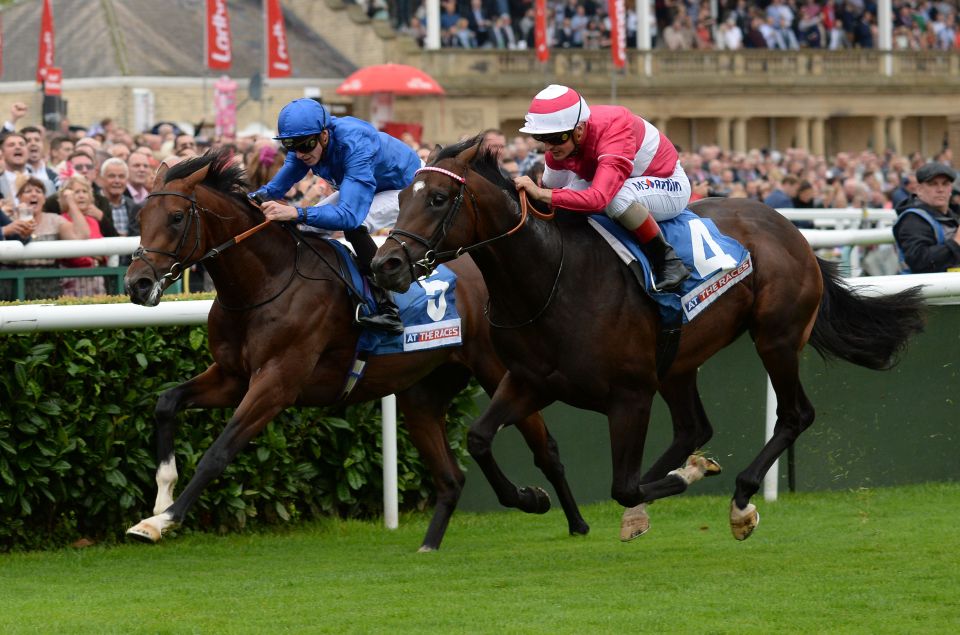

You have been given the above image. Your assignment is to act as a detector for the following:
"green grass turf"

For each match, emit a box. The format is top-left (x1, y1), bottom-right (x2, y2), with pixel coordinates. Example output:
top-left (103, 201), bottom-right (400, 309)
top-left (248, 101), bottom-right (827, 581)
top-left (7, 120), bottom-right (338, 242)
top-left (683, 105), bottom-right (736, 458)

top-left (2, 483), bottom-right (957, 634)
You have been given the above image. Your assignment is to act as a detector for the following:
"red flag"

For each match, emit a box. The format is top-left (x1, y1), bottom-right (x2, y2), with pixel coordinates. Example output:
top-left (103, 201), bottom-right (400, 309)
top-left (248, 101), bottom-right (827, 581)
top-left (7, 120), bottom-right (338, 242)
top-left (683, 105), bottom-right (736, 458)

top-left (608, 0), bottom-right (626, 69)
top-left (44, 67), bottom-right (62, 96)
top-left (265, 0), bottom-right (292, 78)
top-left (206, 0), bottom-right (232, 70)
top-left (534, 0), bottom-right (548, 63)
top-left (36, 0), bottom-right (55, 83)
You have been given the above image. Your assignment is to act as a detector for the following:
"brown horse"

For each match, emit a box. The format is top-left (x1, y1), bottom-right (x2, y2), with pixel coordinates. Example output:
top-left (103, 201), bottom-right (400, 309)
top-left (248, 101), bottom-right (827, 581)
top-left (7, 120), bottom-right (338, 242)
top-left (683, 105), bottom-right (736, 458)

top-left (371, 138), bottom-right (926, 540)
top-left (122, 150), bottom-right (588, 551)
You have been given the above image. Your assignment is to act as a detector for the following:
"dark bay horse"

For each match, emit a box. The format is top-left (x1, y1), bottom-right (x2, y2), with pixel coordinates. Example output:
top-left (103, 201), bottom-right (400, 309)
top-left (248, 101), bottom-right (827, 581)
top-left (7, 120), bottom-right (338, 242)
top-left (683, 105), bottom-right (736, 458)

top-left (122, 150), bottom-right (588, 551)
top-left (371, 139), bottom-right (926, 541)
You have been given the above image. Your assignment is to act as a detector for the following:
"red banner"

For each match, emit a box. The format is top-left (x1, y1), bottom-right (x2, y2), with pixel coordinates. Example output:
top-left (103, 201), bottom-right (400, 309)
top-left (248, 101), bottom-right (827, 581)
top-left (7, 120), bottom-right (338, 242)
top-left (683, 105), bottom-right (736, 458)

top-left (44, 66), bottom-right (62, 95)
top-left (36, 0), bottom-right (55, 83)
top-left (265, 0), bottom-right (291, 78)
top-left (206, 0), bottom-right (232, 70)
top-left (534, 0), bottom-right (548, 63)
top-left (608, 0), bottom-right (626, 69)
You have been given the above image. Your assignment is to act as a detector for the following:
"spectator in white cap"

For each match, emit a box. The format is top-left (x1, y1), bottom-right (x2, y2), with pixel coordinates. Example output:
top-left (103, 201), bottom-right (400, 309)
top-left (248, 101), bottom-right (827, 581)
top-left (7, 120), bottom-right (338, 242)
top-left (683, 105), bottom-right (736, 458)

top-left (513, 84), bottom-right (691, 291)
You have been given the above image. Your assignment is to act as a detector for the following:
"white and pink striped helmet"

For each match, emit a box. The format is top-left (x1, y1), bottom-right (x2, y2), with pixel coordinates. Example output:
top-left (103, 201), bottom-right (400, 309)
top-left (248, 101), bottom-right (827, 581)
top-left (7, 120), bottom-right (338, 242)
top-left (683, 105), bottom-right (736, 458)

top-left (519, 85), bottom-right (591, 135)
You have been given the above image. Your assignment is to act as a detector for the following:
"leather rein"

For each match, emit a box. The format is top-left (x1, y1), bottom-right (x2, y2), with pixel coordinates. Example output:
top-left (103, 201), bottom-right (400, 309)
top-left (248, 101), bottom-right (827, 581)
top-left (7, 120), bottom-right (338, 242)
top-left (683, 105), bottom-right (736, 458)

top-left (385, 165), bottom-right (564, 329)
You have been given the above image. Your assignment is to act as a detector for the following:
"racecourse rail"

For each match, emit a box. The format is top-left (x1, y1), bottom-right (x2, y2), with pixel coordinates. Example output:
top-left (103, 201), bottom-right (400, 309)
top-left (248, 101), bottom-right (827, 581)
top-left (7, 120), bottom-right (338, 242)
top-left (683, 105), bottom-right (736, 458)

top-left (2, 209), bottom-right (958, 513)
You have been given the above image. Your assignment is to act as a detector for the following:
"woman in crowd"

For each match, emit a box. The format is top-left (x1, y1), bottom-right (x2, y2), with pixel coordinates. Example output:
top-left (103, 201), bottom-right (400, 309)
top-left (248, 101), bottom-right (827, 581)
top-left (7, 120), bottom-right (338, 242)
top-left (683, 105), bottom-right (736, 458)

top-left (57, 175), bottom-right (106, 297)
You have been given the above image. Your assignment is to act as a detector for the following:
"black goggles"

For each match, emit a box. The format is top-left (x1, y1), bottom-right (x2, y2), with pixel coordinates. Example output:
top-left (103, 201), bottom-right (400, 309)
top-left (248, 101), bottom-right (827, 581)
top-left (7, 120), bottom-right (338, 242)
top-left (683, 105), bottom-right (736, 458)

top-left (531, 130), bottom-right (573, 146)
top-left (281, 134), bottom-right (320, 153)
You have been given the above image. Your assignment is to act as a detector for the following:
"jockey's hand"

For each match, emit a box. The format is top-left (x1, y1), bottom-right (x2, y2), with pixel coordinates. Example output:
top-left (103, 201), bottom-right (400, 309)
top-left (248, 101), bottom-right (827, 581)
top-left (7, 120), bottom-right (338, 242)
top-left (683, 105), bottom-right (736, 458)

top-left (261, 200), bottom-right (299, 222)
top-left (513, 175), bottom-right (551, 204)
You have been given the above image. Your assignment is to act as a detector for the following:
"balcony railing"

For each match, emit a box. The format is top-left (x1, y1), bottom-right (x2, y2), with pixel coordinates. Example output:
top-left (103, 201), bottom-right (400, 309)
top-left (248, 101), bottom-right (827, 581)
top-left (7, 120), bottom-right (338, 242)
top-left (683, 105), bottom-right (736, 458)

top-left (403, 49), bottom-right (960, 91)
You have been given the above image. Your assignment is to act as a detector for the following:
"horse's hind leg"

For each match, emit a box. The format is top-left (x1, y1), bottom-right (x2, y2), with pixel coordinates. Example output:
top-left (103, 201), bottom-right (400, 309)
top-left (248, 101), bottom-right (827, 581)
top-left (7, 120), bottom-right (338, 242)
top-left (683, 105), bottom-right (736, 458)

top-left (731, 342), bottom-right (815, 540)
top-left (396, 365), bottom-right (472, 552)
top-left (151, 363), bottom-right (244, 515)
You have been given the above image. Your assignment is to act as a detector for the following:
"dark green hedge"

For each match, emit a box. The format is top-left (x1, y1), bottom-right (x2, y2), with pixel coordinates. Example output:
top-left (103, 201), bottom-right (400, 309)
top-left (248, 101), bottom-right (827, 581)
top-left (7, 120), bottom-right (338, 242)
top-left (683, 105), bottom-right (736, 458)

top-left (0, 325), bottom-right (477, 551)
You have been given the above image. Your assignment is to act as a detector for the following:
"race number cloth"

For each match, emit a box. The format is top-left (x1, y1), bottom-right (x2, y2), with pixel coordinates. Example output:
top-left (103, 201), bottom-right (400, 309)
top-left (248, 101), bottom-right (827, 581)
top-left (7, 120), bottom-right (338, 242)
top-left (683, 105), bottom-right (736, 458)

top-left (588, 211), bottom-right (752, 324)
top-left (328, 240), bottom-right (462, 355)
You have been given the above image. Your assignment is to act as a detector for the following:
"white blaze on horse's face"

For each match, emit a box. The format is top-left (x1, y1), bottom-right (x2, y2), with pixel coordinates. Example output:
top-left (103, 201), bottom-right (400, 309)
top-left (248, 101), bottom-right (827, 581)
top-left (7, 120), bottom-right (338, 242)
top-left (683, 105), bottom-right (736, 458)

top-left (413, 180), bottom-right (425, 194)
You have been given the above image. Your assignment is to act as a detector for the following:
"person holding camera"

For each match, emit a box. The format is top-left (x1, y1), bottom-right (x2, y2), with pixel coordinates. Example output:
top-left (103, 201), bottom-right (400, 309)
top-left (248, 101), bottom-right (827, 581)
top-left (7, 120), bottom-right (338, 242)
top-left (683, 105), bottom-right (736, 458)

top-left (893, 162), bottom-right (960, 273)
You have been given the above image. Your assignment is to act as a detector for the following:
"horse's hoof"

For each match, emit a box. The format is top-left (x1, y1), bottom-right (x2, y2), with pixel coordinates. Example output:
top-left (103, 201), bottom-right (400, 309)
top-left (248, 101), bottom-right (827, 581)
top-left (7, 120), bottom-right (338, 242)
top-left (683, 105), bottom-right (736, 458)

top-left (417, 545), bottom-right (437, 553)
top-left (126, 522), bottom-right (161, 544)
top-left (730, 502), bottom-right (759, 541)
top-left (698, 456), bottom-right (722, 477)
top-left (518, 486), bottom-right (551, 514)
top-left (620, 504), bottom-right (650, 541)
top-left (569, 520), bottom-right (590, 536)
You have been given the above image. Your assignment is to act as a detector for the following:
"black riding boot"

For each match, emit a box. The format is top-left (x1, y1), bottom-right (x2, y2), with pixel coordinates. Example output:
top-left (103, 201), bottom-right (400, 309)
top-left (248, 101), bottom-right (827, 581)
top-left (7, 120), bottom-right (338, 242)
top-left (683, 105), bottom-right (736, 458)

top-left (346, 227), bottom-right (405, 335)
top-left (640, 231), bottom-right (691, 292)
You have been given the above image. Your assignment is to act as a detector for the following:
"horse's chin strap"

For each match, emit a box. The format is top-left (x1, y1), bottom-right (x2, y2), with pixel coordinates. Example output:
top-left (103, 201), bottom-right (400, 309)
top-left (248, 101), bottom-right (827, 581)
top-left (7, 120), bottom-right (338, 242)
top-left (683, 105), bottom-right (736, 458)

top-left (386, 166), bottom-right (553, 280)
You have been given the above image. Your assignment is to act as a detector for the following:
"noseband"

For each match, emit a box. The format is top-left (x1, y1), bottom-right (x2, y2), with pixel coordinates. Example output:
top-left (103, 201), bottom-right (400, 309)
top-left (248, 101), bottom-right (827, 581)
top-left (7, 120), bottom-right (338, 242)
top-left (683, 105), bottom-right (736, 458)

top-left (386, 166), bottom-right (551, 282)
top-left (132, 191), bottom-right (206, 284)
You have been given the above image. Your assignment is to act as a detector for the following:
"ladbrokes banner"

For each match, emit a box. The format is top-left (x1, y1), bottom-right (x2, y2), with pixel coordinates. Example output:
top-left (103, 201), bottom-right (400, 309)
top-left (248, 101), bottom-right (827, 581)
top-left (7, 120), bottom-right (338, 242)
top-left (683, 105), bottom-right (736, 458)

top-left (206, 0), bottom-right (232, 70)
top-left (534, 0), bottom-right (548, 63)
top-left (36, 0), bottom-right (54, 83)
top-left (608, 0), bottom-right (626, 69)
top-left (265, 0), bottom-right (291, 78)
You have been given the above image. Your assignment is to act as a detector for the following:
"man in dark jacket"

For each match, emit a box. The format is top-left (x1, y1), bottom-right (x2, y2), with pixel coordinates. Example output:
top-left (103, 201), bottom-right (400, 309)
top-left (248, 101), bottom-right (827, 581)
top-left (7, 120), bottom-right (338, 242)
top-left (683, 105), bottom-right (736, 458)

top-left (892, 162), bottom-right (960, 273)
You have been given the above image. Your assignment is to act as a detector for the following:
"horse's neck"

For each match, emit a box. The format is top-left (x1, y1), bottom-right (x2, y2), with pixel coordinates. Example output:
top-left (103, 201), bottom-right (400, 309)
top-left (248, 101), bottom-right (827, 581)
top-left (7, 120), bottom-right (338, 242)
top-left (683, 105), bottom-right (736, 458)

top-left (202, 210), bottom-right (294, 304)
top-left (470, 210), bottom-right (564, 317)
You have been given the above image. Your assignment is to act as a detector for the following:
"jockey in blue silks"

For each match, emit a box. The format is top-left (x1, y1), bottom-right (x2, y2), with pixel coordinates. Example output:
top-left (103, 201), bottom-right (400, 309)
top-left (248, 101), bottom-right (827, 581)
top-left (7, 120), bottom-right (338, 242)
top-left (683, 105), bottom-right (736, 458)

top-left (252, 98), bottom-right (421, 334)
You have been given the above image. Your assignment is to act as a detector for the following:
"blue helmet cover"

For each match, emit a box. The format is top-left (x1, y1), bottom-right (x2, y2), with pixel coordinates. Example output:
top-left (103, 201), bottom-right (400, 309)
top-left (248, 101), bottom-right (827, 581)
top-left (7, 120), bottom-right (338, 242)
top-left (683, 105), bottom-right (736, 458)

top-left (275, 98), bottom-right (330, 139)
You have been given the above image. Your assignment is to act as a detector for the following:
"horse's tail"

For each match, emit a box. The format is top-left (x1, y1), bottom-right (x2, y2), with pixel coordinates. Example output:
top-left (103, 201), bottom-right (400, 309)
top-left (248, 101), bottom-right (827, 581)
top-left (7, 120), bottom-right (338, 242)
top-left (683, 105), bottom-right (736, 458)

top-left (808, 258), bottom-right (926, 370)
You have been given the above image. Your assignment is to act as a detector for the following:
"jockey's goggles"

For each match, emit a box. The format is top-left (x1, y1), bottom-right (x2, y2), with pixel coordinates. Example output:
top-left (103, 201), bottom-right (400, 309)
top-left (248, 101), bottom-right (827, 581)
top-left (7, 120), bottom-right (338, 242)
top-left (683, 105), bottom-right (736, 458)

top-left (281, 134), bottom-right (321, 153)
top-left (531, 130), bottom-right (573, 146)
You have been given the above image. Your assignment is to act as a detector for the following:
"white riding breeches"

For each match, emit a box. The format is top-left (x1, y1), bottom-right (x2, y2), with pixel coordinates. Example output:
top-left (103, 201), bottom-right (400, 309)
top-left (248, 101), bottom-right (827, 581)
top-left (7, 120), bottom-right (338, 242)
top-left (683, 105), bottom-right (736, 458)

top-left (604, 161), bottom-right (691, 222)
top-left (312, 189), bottom-right (402, 234)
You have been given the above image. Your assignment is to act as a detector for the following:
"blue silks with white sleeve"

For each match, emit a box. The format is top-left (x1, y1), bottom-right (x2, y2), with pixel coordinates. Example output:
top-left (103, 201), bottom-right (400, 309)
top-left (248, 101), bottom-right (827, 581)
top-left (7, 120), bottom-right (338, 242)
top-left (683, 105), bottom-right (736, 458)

top-left (588, 210), bottom-right (753, 324)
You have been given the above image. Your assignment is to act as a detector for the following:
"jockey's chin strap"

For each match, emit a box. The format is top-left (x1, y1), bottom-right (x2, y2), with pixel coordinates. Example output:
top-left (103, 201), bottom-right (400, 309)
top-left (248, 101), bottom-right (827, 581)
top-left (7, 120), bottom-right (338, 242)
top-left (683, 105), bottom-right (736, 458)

top-left (133, 191), bottom-right (272, 286)
top-left (386, 166), bottom-right (554, 281)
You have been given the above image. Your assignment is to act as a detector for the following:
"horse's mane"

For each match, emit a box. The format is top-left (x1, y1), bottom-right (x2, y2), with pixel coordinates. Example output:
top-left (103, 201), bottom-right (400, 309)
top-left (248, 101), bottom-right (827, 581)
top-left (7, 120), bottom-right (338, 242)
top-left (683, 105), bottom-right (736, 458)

top-left (165, 149), bottom-right (252, 207)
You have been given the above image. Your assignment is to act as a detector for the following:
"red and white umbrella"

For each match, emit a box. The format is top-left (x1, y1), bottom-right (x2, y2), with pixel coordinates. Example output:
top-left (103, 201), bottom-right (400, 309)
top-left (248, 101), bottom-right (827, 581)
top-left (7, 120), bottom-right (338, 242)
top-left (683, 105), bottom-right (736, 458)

top-left (336, 64), bottom-right (445, 96)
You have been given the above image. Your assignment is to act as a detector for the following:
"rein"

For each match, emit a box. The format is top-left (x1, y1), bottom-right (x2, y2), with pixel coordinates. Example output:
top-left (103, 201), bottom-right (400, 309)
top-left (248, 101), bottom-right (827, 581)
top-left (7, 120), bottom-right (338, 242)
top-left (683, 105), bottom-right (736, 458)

top-left (388, 164), bottom-right (562, 329)
top-left (135, 190), bottom-right (367, 312)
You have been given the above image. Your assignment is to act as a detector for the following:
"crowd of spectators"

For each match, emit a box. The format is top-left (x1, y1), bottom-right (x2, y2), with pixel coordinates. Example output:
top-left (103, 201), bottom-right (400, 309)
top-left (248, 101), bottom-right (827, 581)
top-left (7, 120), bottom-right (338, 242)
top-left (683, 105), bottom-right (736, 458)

top-left (370, 0), bottom-right (960, 51)
top-left (2, 93), bottom-right (957, 301)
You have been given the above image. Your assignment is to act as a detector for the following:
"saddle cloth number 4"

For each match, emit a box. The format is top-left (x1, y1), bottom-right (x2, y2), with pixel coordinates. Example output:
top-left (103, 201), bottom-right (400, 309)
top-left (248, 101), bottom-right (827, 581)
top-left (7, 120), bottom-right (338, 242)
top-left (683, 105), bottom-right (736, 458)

top-left (688, 218), bottom-right (737, 278)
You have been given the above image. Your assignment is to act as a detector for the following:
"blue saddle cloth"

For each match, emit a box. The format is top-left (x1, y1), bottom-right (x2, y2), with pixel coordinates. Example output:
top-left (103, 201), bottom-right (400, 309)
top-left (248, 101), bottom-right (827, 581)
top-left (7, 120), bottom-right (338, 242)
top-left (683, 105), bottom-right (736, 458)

top-left (588, 210), bottom-right (753, 324)
top-left (328, 240), bottom-right (462, 355)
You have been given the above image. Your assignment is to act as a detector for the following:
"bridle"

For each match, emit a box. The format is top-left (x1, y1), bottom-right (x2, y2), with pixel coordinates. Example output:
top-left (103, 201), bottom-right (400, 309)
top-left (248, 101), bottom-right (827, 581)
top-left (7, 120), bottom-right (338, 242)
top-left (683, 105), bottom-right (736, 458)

top-left (132, 191), bottom-right (206, 284)
top-left (386, 165), bottom-right (554, 282)
top-left (386, 163), bottom-right (563, 329)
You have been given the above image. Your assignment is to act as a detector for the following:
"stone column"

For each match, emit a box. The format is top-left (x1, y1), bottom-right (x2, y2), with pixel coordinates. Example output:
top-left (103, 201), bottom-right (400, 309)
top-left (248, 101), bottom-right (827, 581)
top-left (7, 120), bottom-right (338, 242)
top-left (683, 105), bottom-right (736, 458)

top-left (810, 117), bottom-right (826, 156)
top-left (733, 117), bottom-right (748, 154)
top-left (888, 116), bottom-right (903, 156)
top-left (947, 115), bottom-right (960, 155)
top-left (716, 117), bottom-right (732, 152)
top-left (794, 117), bottom-right (810, 152)
top-left (873, 116), bottom-right (887, 153)
top-left (655, 117), bottom-right (670, 136)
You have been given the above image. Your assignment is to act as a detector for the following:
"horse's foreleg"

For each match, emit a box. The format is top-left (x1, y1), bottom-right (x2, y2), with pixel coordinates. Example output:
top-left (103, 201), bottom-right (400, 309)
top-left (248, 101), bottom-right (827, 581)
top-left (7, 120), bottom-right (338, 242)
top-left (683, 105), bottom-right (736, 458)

top-left (466, 372), bottom-right (553, 515)
top-left (471, 358), bottom-right (588, 537)
top-left (633, 373), bottom-right (722, 505)
top-left (128, 365), bottom-right (298, 543)
top-left (730, 342), bottom-right (815, 540)
top-left (606, 391), bottom-right (655, 541)
top-left (150, 364), bottom-right (244, 515)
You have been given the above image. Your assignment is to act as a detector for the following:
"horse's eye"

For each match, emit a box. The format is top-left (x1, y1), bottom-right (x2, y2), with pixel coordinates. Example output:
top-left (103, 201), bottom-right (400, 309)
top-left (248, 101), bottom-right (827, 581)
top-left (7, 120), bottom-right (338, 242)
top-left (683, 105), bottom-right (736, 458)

top-left (171, 211), bottom-right (185, 224)
top-left (430, 193), bottom-right (447, 207)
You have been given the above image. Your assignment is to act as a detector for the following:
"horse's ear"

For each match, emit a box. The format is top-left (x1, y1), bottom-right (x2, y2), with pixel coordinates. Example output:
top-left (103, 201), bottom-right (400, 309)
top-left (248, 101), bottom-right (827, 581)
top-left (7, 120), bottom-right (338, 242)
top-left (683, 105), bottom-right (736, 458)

top-left (152, 163), bottom-right (169, 190)
top-left (455, 140), bottom-right (480, 166)
top-left (180, 163), bottom-right (211, 192)
top-left (426, 144), bottom-right (442, 165)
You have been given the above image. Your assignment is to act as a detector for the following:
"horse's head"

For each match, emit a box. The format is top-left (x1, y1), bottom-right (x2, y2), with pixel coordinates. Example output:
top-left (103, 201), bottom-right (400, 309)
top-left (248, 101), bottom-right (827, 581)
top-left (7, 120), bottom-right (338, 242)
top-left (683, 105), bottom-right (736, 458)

top-left (373, 138), bottom-right (508, 292)
top-left (125, 150), bottom-right (251, 306)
